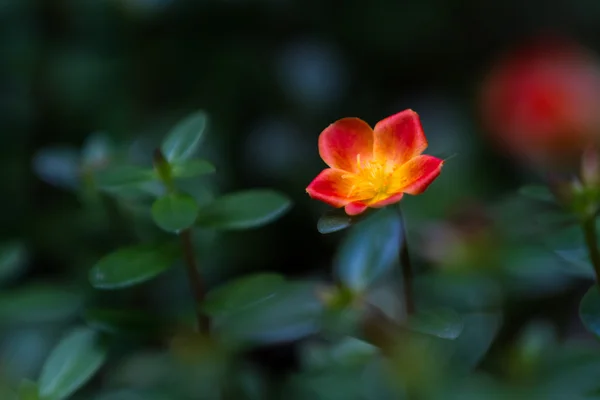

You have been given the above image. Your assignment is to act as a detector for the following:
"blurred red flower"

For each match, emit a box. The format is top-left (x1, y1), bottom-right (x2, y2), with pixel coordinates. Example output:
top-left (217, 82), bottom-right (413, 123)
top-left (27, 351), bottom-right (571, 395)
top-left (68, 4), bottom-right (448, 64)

top-left (481, 37), bottom-right (600, 167)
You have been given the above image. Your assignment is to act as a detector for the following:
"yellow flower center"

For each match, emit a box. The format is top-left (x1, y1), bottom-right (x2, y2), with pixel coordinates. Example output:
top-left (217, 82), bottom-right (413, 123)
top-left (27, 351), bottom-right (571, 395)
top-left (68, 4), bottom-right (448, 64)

top-left (342, 154), bottom-right (397, 202)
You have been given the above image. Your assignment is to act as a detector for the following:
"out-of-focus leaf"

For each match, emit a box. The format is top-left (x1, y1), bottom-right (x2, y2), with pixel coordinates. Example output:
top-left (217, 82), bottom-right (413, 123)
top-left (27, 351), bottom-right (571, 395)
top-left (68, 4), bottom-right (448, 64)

top-left (329, 337), bottom-right (378, 366)
top-left (203, 273), bottom-right (286, 316)
top-left (502, 246), bottom-right (583, 296)
top-left (517, 321), bottom-right (557, 358)
top-left (321, 306), bottom-right (362, 340)
top-left (553, 249), bottom-right (595, 279)
top-left (386, 331), bottom-right (448, 398)
top-left (334, 208), bottom-right (401, 292)
top-left (161, 111), bottom-right (208, 163)
top-left (0, 284), bottom-right (81, 324)
top-left (103, 352), bottom-right (173, 394)
top-left (0, 384), bottom-right (16, 400)
top-left (535, 343), bottom-right (600, 399)
top-left (543, 223), bottom-right (587, 249)
top-left (229, 365), bottom-right (269, 400)
top-left (81, 132), bottom-right (112, 169)
top-left (151, 193), bottom-right (198, 233)
top-left (317, 208), bottom-right (374, 234)
top-left (317, 211), bottom-right (351, 234)
top-left (39, 327), bottom-right (108, 400)
top-left (93, 390), bottom-right (163, 400)
top-left (440, 374), bottom-right (531, 400)
top-left (1, 328), bottom-right (54, 384)
top-left (579, 285), bottom-right (600, 338)
top-left (518, 185), bottom-right (556, 203)
top-left (32, 147), bottom-right (80, 190)
top-left (195, 189), bottom-right (292, 230)
top-left (0, 241), bottom-right (28, 284)
top-left (414, 273), bottom-right (502, 313)
top-left (361, 358), bottom-right (399, 400)
top-left (407, 308), bottom-right (463, 340)
top-left (537, 216), bottom-right (600, 280)
top-left (299, 342), bottom-right (330, 371)
top-left (17, 380), bottom-right (39, 400)
top-left (89, 243), bottom-right (179, 290)
top-left (93, 165), bottom-right (157, 191)
top-left (447, 312), bottom-right (502, 372)
top-left (168, 333), bottom-right (231, 397)
top-left (300, 337), bottom-right (378, 372)
top-left (84, 309), bottom-right (168, 337)
top-left (171, 159), bottom-right (216, 179)
top-left (212, 280), bottom-right (323, 346)
top-left (508, 320), bottom-right (558, 379)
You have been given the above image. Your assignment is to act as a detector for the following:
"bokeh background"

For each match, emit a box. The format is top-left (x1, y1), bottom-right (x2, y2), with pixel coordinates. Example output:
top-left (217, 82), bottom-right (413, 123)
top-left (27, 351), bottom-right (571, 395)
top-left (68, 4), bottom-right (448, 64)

top-left (3, 0), bottom-right (600, 398)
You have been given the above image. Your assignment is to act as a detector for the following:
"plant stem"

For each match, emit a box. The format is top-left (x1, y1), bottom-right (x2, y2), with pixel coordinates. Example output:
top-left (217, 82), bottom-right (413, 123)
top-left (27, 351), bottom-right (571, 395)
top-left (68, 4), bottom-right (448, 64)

top-left (153, 148), bottom-right (209, 332)
top-left (361, 303), bottom-right (402, 355)
top-left (181, 228), bottom-right (210, 332)
top-left (583, 216), bottom-right (600, 283)
top-left (397, 206), bottom-right (415, 316)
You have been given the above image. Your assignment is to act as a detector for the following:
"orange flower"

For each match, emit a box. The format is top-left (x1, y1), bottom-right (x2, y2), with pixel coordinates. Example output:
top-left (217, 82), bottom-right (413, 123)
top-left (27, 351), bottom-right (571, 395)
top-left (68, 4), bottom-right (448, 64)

top-left (306, 110), bottom-right (444, 215)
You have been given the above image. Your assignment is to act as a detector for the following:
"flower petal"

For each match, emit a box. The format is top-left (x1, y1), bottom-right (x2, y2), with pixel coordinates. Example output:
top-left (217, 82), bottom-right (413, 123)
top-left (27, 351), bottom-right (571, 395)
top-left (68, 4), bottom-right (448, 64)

top-left (345, 202), bottom-right (368, 215)
top-left (368, 192), bottom-right (404, 208)
top-left (373, 110), bottom-right (428, 165)
top-left (319, 118), bottom-right (374, 173)
top-left (390, 155), bottom-right (444, 195)
top-left (306, 168), bottom-right (354, 207)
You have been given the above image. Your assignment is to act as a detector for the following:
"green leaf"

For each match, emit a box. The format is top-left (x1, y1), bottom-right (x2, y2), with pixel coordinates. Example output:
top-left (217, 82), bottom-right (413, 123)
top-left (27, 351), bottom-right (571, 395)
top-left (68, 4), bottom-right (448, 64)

top-left (580, 285), bottom-right (600, 338)
top-left (0, 241), bottom-right (28, 284)
top-left (93, 165), bottom-right (157, 190)
top-left (151, 193), bottom-right (199, 233)
top-left (554, 249), bottom-right (595, 279)
top-left (84, 309), bottom-right (168, 337)
top-left (334, 208), bottom-right (402, 292)
top-left (407, 308), bottom-right (463, 340)
top-left (447, 312), bottom-right (502, 372)
top-left (32, 147), bottom-right (80, 190)
top-left (317, 208), bottom-right (373, 234)
top-left (39, 327), bottom-right (107, 400)
top-left (323, 311), bottom-right (363, 343)
top-left (510, 321), bottom-right (557, 377)
top-left (81, 132), bottom-right (112, 169)
top-left (93, 390), bottom-right (152, 400)
top-left (171, 159), bottom-right (216, 179)
top-left (203, 273), bottom-right (286, 316)
top-left (212, 280), bottom-right (323, 346)
top-left (543, 223), bottom-right (600, 280)
top-left (300, 337), bottom-right (377, 371)
top-left (414, 273), bottom-right (503, 313)
top-left (518, 185), bottom-right (556, 203)
top-left (534, 343), bottom-right (600, 399)
top-left (89, 244), bottom-right (179, 290)
top-left (0, 385), bottom-right (16, 400)
top-left (17, 380), bottom-right (39, 400)
top-left (329, 337), bottom-right (378, 366)
top-left (161, 110), bottom-right (208, 163)
top-left (0, 284), bottom-right (82, 324)
top-left (196, 189), bottom-right (292, 230)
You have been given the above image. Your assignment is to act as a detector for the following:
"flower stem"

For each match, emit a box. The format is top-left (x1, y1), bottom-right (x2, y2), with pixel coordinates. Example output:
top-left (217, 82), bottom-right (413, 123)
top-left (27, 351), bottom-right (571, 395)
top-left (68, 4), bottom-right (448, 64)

top-left (397, 206), bottom-right (415, 316)
top-left (181, 228), bottom-right (210, 332)
top-left (582, 216), bottom-right (600, 283)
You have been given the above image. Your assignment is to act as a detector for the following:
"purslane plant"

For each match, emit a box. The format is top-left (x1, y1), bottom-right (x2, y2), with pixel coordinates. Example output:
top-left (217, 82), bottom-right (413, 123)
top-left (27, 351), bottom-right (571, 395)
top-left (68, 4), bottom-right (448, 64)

top-left (10, 108), bottom-right (600, 399)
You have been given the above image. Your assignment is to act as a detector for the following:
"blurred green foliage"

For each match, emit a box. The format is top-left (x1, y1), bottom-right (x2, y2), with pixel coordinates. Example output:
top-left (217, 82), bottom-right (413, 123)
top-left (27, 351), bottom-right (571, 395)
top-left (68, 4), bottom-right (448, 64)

top-left (4, 0), bottom-right (600, 399)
